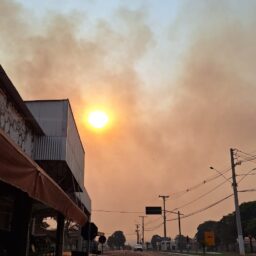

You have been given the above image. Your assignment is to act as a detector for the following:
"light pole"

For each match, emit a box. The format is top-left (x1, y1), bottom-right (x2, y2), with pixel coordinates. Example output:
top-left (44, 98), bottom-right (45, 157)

top-left (210, 148), bottom-right (245, 256)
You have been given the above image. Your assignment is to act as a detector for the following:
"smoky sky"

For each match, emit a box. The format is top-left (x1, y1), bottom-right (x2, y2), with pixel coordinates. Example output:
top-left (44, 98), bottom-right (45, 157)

top-left (1, 0), bottom-right (256, 242)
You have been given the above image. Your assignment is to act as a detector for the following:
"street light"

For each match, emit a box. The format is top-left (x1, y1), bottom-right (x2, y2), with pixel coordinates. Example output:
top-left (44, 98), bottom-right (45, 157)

top-left (210, 148), bottom-right (245, 256)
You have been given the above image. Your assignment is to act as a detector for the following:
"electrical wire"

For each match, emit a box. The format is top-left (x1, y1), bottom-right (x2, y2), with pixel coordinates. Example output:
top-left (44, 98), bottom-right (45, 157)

top-left (92, 210), bottom-right (144, 214)
top-left (237, 167), bottom-right (256, 184)
top-left (144, 222), bottom-right (163, 231)
top-left (171, 178), bottom-right (230, 211)
top-left (237, 149), bottom-right (256, 157)
top-left (169, 167), bottom-right (231, 200)
top-left (92, 168), bottom-right (232, 217)
top-left (144, 216), bottom-right (162, 226)
top-left (236, 149), bottom-right (256, 164)
top-left (167, 194), bottom-right (233, 222)
top-left (239, 189), bottom-right (256, 193)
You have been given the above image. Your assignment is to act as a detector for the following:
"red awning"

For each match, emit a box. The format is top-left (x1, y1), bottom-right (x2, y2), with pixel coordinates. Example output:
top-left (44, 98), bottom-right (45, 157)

top-left (0, 129), bottom-right (87, 225)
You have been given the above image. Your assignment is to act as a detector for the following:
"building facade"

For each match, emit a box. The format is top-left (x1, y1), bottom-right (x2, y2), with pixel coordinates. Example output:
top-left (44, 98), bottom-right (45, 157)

top-left (0, 65), bottom-right (91, 256)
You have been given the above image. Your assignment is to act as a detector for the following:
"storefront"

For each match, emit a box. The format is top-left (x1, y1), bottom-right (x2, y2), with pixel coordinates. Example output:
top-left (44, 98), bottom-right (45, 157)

top-left (0, 65), bottom-right (91, 256)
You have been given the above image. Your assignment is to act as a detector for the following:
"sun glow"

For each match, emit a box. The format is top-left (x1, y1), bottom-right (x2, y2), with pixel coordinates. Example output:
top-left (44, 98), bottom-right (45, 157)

top-left (88, 110), bottom-right (109, 129)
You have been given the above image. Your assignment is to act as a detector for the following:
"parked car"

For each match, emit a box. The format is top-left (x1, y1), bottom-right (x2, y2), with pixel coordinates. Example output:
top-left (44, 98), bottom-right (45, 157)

top-left (133, 244), bottom-right (143, 251)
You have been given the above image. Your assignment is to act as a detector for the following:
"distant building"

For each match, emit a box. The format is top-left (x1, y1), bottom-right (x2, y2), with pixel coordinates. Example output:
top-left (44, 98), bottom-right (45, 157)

top-left (0, 65), bottom-right (91, 256)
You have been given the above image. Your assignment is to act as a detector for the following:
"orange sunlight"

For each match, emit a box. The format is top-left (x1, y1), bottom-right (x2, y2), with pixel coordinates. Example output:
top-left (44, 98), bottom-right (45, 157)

top-left (88, 110), bottom-right (109, 129)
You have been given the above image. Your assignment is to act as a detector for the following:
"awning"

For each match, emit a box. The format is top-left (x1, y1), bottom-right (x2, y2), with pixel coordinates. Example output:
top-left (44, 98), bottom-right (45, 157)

top-left (0, 129), bottom-right (87, 225)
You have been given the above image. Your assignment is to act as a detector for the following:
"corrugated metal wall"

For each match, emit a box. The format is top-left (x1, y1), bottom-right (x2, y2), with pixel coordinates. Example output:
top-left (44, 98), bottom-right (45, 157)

top-left (26, 100), bottom-right (86, 193)
top-left (66, 103), bottom-right (85, 185)
top-left (34, 136), bottom-right (66, 160)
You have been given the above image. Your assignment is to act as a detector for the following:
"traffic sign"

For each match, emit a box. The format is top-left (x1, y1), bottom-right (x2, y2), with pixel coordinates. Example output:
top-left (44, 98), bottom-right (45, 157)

top-left (99, 236), bottom-right (107, 244)
top-left (204, 231), bottom-right (215, 246)
top-left (145, 206), bottom-right (162, 215)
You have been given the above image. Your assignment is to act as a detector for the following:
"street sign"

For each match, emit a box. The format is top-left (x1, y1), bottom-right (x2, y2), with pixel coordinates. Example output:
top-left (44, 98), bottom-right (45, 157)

top-left (145, 206), bottom-right (162, 215)
top-left (204, 231), bottom-right (215, 246)
top-left (98, 236), bottom-right (107, 244)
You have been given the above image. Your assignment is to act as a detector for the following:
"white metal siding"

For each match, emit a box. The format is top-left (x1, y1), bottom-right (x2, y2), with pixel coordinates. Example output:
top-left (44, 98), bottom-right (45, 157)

top-left (26, 101), bottom-right (67, 136)
top-left (66, 104), bottom-right (85, 188)
top-left (26, 100), bottom-right (85, 191)
top-left (33, 136), bottom-right (66, 160)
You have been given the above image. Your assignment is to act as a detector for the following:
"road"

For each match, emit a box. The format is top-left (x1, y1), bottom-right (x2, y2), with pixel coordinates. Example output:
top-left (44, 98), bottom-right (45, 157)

top-left (104, 251), bottom-right (196, 256)
top-left (103, 250), bottom-right (256, 256)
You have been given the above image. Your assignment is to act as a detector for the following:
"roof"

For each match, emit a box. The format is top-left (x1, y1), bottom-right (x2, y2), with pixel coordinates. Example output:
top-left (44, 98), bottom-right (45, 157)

top-left (0, 65), bottom-right (44, 135)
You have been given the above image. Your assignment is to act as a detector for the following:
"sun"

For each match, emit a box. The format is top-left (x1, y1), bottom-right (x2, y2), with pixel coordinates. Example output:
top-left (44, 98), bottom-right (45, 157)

top-left (88, 110), bottom-right (109, 129)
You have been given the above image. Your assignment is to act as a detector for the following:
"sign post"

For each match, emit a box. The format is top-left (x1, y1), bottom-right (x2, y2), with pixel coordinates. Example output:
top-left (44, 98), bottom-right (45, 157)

top-left (98, 235), bottom-right (107, 255)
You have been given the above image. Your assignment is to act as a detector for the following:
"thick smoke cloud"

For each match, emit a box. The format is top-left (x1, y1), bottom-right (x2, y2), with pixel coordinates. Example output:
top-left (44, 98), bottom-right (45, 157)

top-left (1, 0), bottom-right (256, 241)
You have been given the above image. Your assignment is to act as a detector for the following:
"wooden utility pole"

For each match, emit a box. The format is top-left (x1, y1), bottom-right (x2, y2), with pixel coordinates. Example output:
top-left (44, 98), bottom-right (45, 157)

top-left (159, 195), bottom-right (169, 238)
top-left (139, 216), bottom-right (146, 245)
top-left (135, 224), bottom-right (140, 244)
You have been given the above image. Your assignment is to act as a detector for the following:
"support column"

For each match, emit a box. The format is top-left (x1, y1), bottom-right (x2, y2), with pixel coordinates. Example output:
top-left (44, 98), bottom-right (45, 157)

top-left (9, 191), bottom-right (32, 256)
top-left (56, 213), bottom-right (65, 256)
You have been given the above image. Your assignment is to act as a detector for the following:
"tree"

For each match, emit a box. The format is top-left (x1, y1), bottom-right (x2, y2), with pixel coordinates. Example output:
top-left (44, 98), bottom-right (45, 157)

top-left (107, 231), bottom-right (126, 249)
top-left (195, 220), bottom-right (219, 253)
top-left (195, 200), bottom-right (256, 253)
top-left (107, 235), bottom-right (115, 249)
top-left (175, 234), bottom-right (188, 250)
top-left (244, 218), bottom-right (256, 253)
top-left (196, 221), bottom-right (218, 245)
top-left (113, 231), bottom-right (126, 249)
top-left (151, 235), bottom-right (162, 250)
top-left (217, 213), bottom-right (236, 251)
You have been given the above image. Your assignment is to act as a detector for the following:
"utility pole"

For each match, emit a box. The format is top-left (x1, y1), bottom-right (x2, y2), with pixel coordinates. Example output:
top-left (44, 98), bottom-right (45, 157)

top-left (230, 148), bottom-right (245, 256)
top-left (167, 210), bottom-right (184, 252)
top-left (159, 195), bottom-right (169, 238)
top-left (135, 224), bottom-right (140, 244)
top-left (178, 211), bottom-right (183, 252)
top-left (139, 216), bottom-right (146, 245)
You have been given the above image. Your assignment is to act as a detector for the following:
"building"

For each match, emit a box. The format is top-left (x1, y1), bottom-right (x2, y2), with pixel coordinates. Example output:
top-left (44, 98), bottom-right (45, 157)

top-left (0, 65), bottom-right (91, 256)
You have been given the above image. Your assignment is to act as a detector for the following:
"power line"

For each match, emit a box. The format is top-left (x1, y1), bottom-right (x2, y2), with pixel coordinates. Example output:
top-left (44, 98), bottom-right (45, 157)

top-left (167, 194), bottom-right (233, 222)
top-left (239, 188), bottom-right (256, 193)
top-left (169, 167), bottom-right (231, 200)
top-left (171, 179), bottom-right (230, 211)
top-left (144, 222), bottom-right (163, 232)
top-left (236, 149), bottom-right (256, 157)
top-left (145, 216), bottom-right (162, 226)
top-left (237, 168), bottom-right (256, 184)
top-left (92, 210), bottom-right (144, 214)
top-left (236, 149), bottom-right (256, 164)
